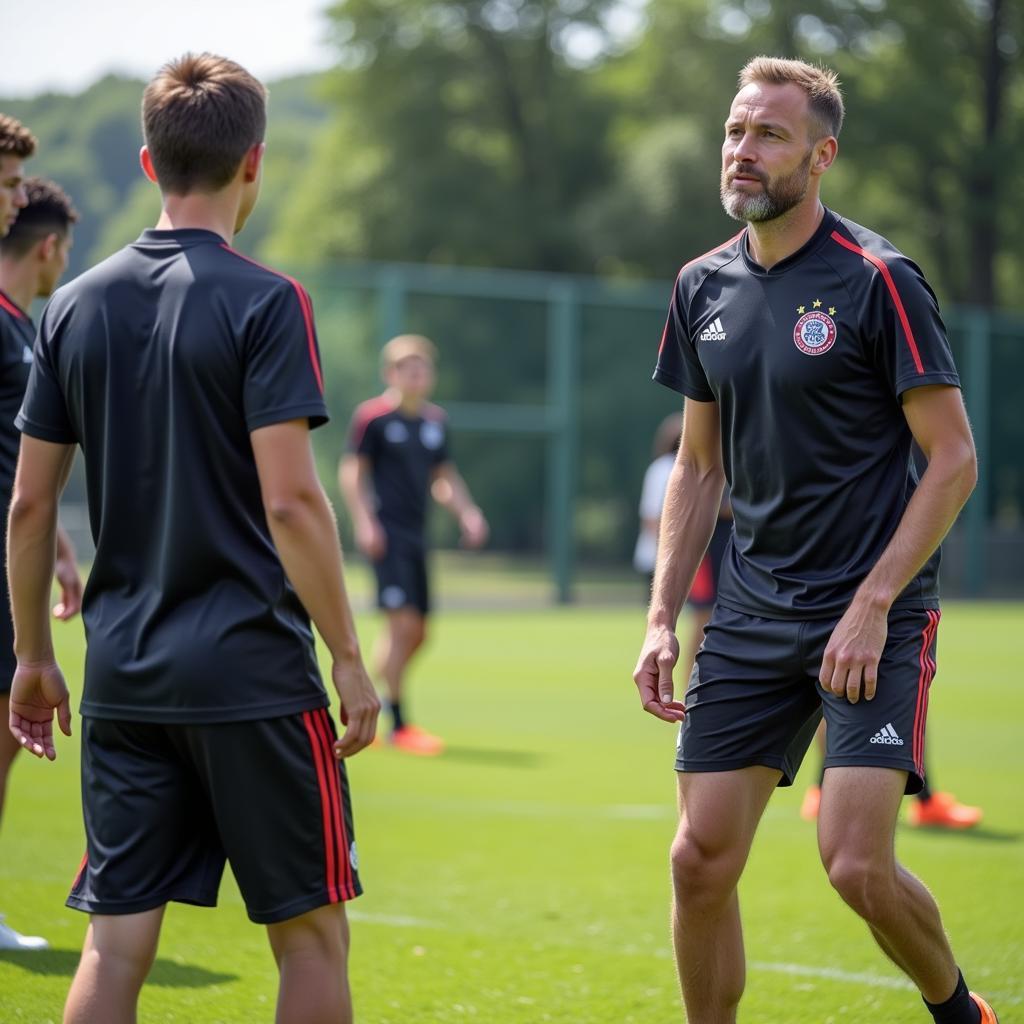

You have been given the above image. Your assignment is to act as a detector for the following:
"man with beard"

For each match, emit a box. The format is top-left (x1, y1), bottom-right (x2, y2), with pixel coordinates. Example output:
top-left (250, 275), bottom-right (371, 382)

top-left (633, 57), bottom-right (996, 1023)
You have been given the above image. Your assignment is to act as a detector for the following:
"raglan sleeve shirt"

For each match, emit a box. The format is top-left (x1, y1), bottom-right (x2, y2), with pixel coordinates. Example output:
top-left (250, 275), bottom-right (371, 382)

top-left (243, 280), bottom-right (329, 432)
top-left (865, 254), bottom-right (960, 398)
top-left (653, 272), bottom-right (715, 402)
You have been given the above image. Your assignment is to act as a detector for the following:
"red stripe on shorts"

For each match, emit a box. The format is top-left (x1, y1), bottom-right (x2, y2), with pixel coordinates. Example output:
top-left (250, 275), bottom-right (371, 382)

top-left (912, 611), bottom-right (940, 776)
top-left (71, 851), bottom-right (88, 891)
top-left (313, 708), bottom-right (355, 900)
top-left (302, 710), bottom-right (339, 903)
top-left (689, 555), bottom-right (714, 604)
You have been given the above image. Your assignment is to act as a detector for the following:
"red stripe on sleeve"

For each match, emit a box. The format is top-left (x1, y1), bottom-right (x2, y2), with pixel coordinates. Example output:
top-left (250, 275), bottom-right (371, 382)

top-left (659, 231), bottom-right (745, 356)
top-left (302, 710), bottom-right (339, 903)
top-left (220, 245), bottom-right (325, 395)
top-left (0, 292), bottom-right (26, 320)
top-left (829, 231), bottom-right (925, 375)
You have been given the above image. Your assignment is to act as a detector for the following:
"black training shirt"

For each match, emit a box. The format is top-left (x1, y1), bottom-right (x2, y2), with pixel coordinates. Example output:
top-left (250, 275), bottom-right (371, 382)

top-left (654, 209), bottom-right (959, 620)
top-left (0, 289), bottom-right (34, 507)
top-left (348, 396), bottom-right (450, 544)
top-left (17, 229), bottom-right (330, 722)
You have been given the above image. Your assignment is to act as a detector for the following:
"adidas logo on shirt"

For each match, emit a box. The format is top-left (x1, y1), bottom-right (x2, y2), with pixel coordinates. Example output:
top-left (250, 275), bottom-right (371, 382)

top-left (869, 723), bottom-right (904, 746)
top-left (699, 316), bottom-right (727, 342)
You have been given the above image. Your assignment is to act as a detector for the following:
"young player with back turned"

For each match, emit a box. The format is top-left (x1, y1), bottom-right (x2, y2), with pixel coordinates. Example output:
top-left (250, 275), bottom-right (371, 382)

top-left (7, 55), bottom-right (379, 1024)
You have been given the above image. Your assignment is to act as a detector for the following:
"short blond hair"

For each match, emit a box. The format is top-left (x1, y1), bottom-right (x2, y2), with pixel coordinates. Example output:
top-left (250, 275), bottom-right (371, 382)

top-left (381, 334), bottom-right (438, 369)
top-left (738, 56), bottom-right (844, 139)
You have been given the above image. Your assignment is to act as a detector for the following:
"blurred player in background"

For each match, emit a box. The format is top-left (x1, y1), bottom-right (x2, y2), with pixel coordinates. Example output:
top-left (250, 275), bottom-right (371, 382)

top-left (634, 57), bottom-right (997, 1023)
top-left (635, 410), bottom-right (731, 673)
top-left (0, 139), bottom-right (84, 952)
top-left (7, 55), bottom-right (378, 1024)
top-left (341, 335), bottom-right (488, 755)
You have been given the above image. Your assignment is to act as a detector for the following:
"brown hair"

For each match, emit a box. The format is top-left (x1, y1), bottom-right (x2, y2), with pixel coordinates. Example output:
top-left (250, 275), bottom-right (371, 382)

top-left (381, 334), bottom-right (438, 369)
top-left (0, 113), bottom-right (37, 160)
top-left (142, 53), bottom-right (267, 194)
top-left (0, 178), bottom-right (79, 258)
top-left (738, 56), bottom-right (844, 139)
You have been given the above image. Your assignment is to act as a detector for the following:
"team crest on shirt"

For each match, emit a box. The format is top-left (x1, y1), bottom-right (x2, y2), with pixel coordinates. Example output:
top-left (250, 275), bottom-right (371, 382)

top-left (793, 299), bottom-right (838, 356)
top-left (384, 420), bottom-right (409, 444)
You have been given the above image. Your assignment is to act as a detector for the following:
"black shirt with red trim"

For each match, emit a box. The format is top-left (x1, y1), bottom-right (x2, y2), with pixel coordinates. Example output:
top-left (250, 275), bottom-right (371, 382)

top-left (17, 228), bottom-right (330, 723)
top-left (653, 208), bottom-right (959, 620)
top-left (0, 289), bottom-right (34, 504)
top-left (347, 396), bottom-right (450, 545)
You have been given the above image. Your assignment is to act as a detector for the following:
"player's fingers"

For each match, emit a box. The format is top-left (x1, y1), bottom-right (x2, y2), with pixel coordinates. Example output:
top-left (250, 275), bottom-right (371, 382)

top-left (819, 650), bottom-right (836, 690)
top-left (58, 696), bottom-right (73, 738)
top-left (845, 664), bottom-right (863, 704)
top-left (656, 649), bottom-right (677, 705)
top-left (10, 718), bottom-right (46, 759)
top-left (642, 697), bottom-right (686, 723)
top-left (828, 663), bottom-right (847, 699)
top-left (862, 661), bottom-right (878, 702)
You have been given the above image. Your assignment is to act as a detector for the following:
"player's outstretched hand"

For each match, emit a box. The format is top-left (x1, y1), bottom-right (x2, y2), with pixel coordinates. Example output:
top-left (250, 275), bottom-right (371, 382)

top-left (8, 660), bottom-right (72, 761)
top-left (53, 555), bottom-right (84, 621)
top-left (819, 596), bottom-right (889, 704)
top-left (331, 656), bottom-right (381, 759)
top-left (459, 507), bottom-right (488, 549)
top-left (633, 625), bottom-right (687, 723)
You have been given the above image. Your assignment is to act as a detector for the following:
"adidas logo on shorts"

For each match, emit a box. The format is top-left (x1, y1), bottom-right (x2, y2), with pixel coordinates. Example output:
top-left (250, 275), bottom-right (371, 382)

top-left (869, 722), bottom-right (904, 746)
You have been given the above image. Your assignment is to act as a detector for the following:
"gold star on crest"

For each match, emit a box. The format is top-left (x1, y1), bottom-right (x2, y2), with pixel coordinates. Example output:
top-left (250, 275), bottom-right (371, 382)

top-left (812, 298), bottom-right (822, 308)
top-left (797, 305), bottom-right (806, 314)
top-left (828, 306), bottom-right (837, 316)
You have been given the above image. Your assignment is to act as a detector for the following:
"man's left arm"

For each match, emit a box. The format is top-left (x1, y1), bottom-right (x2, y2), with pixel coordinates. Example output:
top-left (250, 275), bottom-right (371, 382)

top-left (819, 384), bottom-right (977, 704)
top-left (431, 462), bottom-right (488, 548)
top-left (7, 436), bottom-right (77, 759)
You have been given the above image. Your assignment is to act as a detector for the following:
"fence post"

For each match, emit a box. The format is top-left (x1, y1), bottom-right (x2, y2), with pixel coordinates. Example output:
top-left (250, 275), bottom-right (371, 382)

top-left (547, 282), bottom-right (579, 604)
top-left (963, 310), bottom-right (991, 597)
top-left (376, 266), bottom-right (406, 344)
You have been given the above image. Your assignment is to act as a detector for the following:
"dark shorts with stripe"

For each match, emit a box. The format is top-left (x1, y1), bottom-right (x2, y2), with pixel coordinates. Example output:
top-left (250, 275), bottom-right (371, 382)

top-left (374, 532), bottom-right (430, 615)
top-left (69, 708), bottom-right (362, 924)
top-left (676, 605), bottom-right (939, 794)
top-left (687, 518), bottom-right (731, 610)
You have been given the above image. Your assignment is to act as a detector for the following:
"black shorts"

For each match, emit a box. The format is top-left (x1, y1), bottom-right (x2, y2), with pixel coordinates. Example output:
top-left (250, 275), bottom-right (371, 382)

top-left (0, 594), bottom-right (14, 696)
top-left (687, 518), bottom-right (731, 610)
top-left (374, 534), bottom-right (430, 615)
top-left (676, 605), bottom-right (940, 794)
top-left (69, 708), bottom-right (363, 924)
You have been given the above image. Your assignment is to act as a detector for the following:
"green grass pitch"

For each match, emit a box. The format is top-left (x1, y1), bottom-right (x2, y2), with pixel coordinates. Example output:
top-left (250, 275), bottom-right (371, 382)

top-left (1, 600), bottom-right (1021, 1022)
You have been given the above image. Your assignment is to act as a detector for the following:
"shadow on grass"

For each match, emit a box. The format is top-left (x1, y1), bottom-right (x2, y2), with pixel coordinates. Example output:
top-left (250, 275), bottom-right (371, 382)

top-left (0, 948), bottom-right (237, 987)
top-left (441, 745), bottom-right (544, 768)
top-left (898, 824), bottom-right (1021, 843)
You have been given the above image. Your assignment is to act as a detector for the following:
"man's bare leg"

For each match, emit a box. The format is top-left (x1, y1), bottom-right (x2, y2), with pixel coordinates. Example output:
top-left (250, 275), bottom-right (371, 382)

top-left (672, 766), bottom-right (781, 1024)
top-left (0, 694), bottom-right (20, 821)
top-left (374, 608), bottom-right (426, 707)
top-left (64, 907), bottom-right (165, 1024)
top-left (268, 903), bottom-right (352, 1024)
top-left (818, 766), bottom-right (959, 1003)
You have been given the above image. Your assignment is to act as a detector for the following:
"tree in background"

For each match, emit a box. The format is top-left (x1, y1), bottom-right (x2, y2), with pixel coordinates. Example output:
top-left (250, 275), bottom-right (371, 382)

top-left (264, 0), bottom-right (625, 272)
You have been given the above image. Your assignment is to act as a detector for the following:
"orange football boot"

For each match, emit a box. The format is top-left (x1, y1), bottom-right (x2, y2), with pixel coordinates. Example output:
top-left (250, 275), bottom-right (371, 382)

top-left (971, 992), bottom-right (999, 1023)
top-left (908, 791), bottom-right (983, 829)
top-left (800, 785), bottom-right (822, 821)
top-left (390, 724), bottom-right (445, 756)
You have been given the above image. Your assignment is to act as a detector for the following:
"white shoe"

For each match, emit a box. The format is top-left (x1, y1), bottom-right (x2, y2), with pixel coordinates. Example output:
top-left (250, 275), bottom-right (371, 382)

top-left (0, 913), bottom-right (49, 950)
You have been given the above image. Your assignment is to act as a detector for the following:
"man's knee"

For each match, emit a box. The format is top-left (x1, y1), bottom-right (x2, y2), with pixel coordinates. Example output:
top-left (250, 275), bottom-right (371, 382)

top-left (823, 850), bottom-right (894, 922)
top-left (670, 828), bottom-right (745, 908)
top-left (86, 913), bottom-right (163, 985)
top-left (268, 904), bottom-right (349, 964)
top-left (391, 613), bottom-right (426, 656)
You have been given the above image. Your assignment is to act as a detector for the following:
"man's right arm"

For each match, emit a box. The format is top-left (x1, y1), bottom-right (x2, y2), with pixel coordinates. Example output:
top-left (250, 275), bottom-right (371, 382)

top-left (633, 398), bottom-right (726, 722)
top-left (338, 453), bottom-right (386, 560)
top-left (252, 420), bottom-right (380, 757)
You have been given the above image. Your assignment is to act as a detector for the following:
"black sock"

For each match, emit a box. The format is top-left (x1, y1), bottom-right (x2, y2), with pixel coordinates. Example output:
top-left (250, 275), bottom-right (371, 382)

top-left (918, 775), bottom-right (933, 802)
top-left (389, 701), bottom-right (405, 733)
top-left (924, 970), bottom-right (980, 1024)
